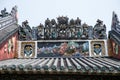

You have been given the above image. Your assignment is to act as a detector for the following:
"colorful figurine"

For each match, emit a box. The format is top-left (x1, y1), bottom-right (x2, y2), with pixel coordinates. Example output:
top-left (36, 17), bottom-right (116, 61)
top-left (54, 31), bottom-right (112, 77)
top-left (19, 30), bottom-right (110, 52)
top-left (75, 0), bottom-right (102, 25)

top-left (93, 19), bottom-right (107, 39)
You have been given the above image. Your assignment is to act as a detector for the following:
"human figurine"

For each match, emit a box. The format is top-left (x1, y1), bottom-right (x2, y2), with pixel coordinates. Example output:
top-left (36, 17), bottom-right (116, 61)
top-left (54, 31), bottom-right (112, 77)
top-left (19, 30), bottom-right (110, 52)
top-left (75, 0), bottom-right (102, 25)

top-left (81, 23), bottom-right (89, 39)
top-left (88, 26), bottom-right (93, 39)
top-left (51, 29), bottom-right (57, 39)
top-left (58, 30), bottom-right (66, 39)
top-left (57, 16), bottom-right (70, 39)
top-left (71, 29), bottom-right (75, 39)
top-left (58, 24), bottom-right (67, 39)
top-left (69, 19), bottom-right (75, 39)
top-left (22, 20), bottom-right (32, 40)
top-left (44, 29), bottom-right (50, 39)
top-left (69, 19), bottom-right (75, 27)
top-left (75, 17), bottom-right (81, 26)
top-left (32, 27), bottom-right (37, 40)
top-left (66, 29), bottom-right (71, 39)
top-left (37, 23), bottom-right (44, 39)
top-left (51, 19), bottom-right (57, 27)
top-left (45, 18), bottom-right (51, 27)
top-left (93, 19), bottom-right (107, 39)
top-left (18, 25), bottom-right (26, 40)
top-left (76, 29), bottom-right (82, 39)
top-left (50, 19), bottom-right (57, 39)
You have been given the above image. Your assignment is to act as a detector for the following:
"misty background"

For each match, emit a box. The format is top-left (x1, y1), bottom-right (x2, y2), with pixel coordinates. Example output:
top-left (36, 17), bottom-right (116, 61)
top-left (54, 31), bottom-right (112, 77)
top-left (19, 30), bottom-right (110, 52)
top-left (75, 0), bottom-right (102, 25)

top-left (0, 0), bottom-right (120, 34)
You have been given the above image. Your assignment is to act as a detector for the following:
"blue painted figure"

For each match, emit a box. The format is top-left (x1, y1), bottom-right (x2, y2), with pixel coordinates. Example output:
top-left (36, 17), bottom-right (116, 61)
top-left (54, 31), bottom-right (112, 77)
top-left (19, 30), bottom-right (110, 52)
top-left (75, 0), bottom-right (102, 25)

top-left (24, 45), bottom-right (33, 57)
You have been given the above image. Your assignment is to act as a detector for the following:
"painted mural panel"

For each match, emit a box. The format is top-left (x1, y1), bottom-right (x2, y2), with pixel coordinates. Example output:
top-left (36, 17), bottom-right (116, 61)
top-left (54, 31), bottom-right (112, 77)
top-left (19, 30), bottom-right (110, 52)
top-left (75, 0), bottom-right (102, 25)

top-left (91, 41), bottom-right (106, 57)
top-left (111, 41), bottom-right (120, 59)
top-left (0, 34), bottom-right (17, 60)
top-left (20, 42), bottom-right (36, 58)
top-left (37, 41), bottom-right (89, 57)
top-left (113, 42), bottom-right (119, 55)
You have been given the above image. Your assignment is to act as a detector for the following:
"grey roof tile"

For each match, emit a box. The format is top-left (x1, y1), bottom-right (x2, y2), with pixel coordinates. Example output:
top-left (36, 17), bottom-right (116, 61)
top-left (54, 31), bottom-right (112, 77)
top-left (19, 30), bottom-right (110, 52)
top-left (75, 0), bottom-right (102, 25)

top-left (0, 24), bottom-right (18, 44)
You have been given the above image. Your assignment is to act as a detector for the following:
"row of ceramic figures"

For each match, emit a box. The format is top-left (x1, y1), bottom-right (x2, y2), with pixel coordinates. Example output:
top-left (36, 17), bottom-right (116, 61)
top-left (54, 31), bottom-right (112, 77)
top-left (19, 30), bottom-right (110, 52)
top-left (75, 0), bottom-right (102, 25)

top-left (19, 19), bottom-right (107, 40)
top-left (0, 6), bottom-right (17, 18)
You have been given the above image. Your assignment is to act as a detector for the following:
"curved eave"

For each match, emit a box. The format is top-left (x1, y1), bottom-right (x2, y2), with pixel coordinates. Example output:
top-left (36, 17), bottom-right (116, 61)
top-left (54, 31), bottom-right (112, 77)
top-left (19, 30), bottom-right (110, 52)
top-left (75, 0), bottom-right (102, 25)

top-left (109, 30), bottom-right (120, 46)
top-left (0, 24), bottom-right (19, 45)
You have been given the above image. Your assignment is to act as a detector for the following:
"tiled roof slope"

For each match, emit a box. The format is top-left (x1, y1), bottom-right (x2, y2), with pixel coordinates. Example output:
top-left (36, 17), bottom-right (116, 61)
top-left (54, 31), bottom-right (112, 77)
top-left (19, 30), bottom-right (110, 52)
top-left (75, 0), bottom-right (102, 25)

top-left (0, 24), bottom-right (18, 44)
